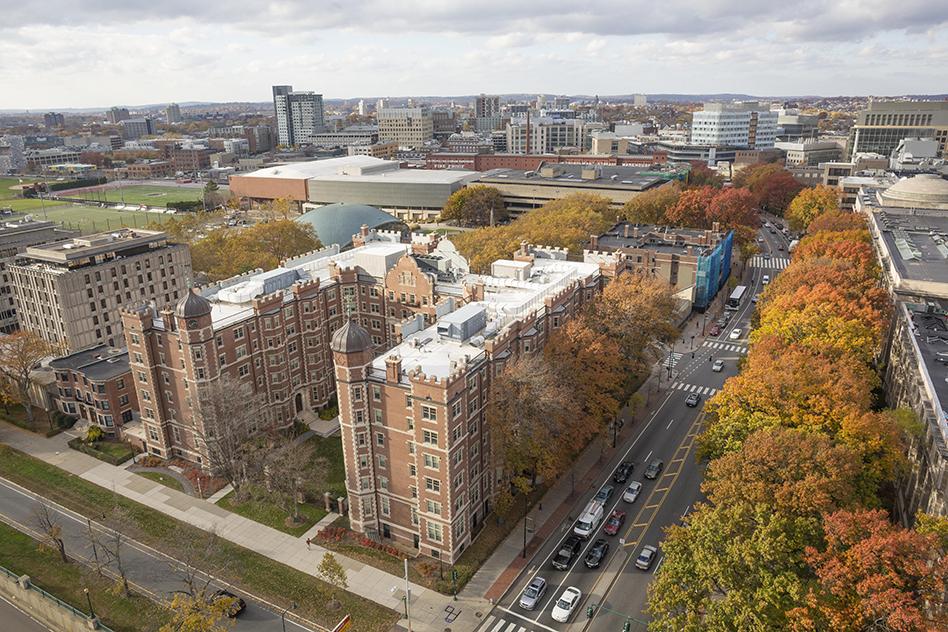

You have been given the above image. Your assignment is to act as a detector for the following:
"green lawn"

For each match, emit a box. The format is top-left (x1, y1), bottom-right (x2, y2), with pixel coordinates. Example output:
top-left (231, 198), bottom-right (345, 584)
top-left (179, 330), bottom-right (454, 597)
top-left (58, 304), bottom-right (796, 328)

top-left (0, 405), bottom-right (63, 437)
top-left (0, 444), bottom-right (398, 632)
top-left (136, 471), bottom-right (185, 492)
top-left (0, 521), bottom-right (170, 632)
top-left (9, 204), bottom-right (170, 234)
top-left (218, 490), bottom-right (327, 537)
top-left (0, 176), bottom-right (52, 212)
top-left (68, 185), bottom-right (228, 207)
top-left (302, 434), bottom-right (347, 499)
top-left (68, 438), bottom-right (136, 465)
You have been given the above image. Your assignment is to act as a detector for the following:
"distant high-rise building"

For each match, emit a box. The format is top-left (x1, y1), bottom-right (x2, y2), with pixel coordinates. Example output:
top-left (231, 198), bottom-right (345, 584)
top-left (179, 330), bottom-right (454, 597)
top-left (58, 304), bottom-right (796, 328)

top-left (633, 94), bottom-right (647, 107)
top-left (43, 112), bottom-right (65, 128)
top-left (376, 98), bottom-right (386, 112)
top-left (553, 96), bottom-right (571, 110)
top-left (0, 135), bottom-right (26, 172)
top-left (847, 100), bottom-right (948, 159)
top-left (377, 105), bottom-right (433, 148)
top-left (272, 85), bottom-right (326, 146)
top-left (475, 94), bottom-right (500, 118)
top-left (690, 102), bottom-right (778, 149)
top-left (505, 117), bottom-right (606, 154)
top-left (357, 99), bottom-right (366, 116)
top-left (165, 103), bottom-right (182, 124)
top-left (121, 118), bottom-right (155, 140)
top-left (107, 107), bottom-right (130, 124)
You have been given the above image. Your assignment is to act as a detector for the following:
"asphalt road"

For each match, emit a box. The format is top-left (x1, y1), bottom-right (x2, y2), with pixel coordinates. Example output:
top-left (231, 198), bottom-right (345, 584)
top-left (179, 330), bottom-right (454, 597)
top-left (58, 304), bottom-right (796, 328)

top-left (0, 594), bottom-right (52, 632)
top-left (0, 478), bottom-right (313, 632)
top-left (476, 225), bottom-right (789, 632)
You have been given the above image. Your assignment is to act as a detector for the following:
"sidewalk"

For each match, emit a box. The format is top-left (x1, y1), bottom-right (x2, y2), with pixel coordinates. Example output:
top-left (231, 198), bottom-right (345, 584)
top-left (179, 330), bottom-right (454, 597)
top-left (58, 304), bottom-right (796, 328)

top-left (0, 423), bottom-right (481, 632)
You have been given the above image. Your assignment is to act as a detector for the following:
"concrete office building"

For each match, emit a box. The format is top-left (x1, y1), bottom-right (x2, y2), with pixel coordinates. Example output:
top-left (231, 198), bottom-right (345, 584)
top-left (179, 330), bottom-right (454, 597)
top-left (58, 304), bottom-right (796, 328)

top-left (691, 102), bottom-right (778, 149)
top-left (332, 245), bottom-right (604, 562)
top-left (308, 126), bottom-right (380, 147)
top-left (774, 140), bottom-right (843, 166)
top-left (586, 222), bottom-right (733, 310)
top-left (0, 219), bottom-right (76, 333)
top-left (474, 95), bottom-right (503, 133)
top-left (848, 100), bottom-right (948, 159)
top-left (273, 85), bottom-right (326, 147)
top-left (775, 109), bottom-right (819, 141)
top-left (63, 135), bottom-right (123, 151)
top-left (165, 103), bottom-right (182, 124)
top-left (9, 229), bottom-right (192, 352)
top-left (25, 148), bottom-right (82, 170)
top-left (889, 138), bottom-right (944, 172)
top-left (43, 112), bottom-right (65, 128)
top-left (120, 234), bottom-right (467, 463)
top-left (506, 117), bottom-right (606, 154)
top-left (0, 135), bottom-right (26, 172)
top-left (477, 162), bottom-right (673, 216)
top-left (121, 118), bottom-right (155, 140)
top-left (50, 345), bottom-right (138, 437)
top-left (347, 141), bottom-right (399, 159)
top-left (107, 107), bottom-right (130, 124)
top-left (378, 106), bottom-right (434, 148)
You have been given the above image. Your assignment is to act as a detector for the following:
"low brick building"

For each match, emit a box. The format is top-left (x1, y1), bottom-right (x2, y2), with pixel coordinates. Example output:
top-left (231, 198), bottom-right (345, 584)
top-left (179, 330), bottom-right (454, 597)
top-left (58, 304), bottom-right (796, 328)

top-left (50, 345), bottom-right (138, 437)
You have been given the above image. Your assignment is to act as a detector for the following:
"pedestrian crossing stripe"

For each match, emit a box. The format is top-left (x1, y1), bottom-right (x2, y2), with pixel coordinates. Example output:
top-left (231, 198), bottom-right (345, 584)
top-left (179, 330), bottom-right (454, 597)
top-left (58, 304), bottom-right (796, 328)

top-left (672, 382), bottom-right (718, 396)
top-left (479, 615), bottom-right (529, 632)
top-left (703, 341), bottom-right (747, 353)
top-left (663, 352), bottom-right (683, 367)
top-left (749, 255), bottom-right (790, 270)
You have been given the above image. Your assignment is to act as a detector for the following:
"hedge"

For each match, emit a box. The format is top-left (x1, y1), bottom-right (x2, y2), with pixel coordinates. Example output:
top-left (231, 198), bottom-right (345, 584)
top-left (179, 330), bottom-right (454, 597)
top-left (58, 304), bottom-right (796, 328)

top-left (166, 200), bottom-right (203, 212)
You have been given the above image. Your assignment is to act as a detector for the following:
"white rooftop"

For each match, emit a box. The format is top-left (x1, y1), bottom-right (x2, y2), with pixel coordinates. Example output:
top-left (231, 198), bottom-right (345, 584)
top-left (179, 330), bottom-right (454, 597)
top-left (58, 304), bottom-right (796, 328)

top-left (237, 155), bottom-right (391, 180)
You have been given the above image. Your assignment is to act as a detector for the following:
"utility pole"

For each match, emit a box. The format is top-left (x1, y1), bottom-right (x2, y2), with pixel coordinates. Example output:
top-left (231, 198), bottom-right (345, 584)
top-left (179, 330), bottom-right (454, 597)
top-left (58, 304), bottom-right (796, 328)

top-left (404, 558), bottom-right (413, 632)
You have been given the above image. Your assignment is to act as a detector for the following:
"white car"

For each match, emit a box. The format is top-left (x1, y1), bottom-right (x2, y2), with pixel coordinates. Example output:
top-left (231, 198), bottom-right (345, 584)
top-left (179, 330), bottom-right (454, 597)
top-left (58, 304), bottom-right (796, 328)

top-left (635, 545), bottom-right (659, 570)
top-left (551, 586), bottom-right (582, 623)
top-left (729, 328), bottom-right (743, 341)
top-left (623, 481), bottom-right (643, 503)
top-left (712, 359), bottom-right (725, 372)
top-left (762, 274), bottom-right (771, 285)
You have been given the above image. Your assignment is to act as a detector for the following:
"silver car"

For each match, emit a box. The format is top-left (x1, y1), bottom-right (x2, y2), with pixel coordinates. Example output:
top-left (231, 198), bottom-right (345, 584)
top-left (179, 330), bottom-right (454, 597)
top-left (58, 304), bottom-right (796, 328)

top-left (635, 545), bottom-right (658, 570)
top-left (518, 576), bottom-right (547, 610)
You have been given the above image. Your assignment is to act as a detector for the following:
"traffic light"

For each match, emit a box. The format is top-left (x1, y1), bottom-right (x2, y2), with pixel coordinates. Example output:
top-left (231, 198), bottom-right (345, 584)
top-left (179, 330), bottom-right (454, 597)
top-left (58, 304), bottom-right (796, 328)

top-left (623, 620), bottom-right (631, 632)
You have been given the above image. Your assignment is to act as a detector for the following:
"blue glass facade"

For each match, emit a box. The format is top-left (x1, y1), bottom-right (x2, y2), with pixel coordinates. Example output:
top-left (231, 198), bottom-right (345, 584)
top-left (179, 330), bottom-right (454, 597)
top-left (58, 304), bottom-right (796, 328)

top-left (693, 230), bottom-right (732, 310)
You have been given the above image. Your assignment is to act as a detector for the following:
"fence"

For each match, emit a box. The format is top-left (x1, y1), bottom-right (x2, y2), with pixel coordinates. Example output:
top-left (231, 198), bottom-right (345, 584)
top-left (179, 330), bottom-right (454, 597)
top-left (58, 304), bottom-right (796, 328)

top-left (0, 564), bottom-right (115, 631)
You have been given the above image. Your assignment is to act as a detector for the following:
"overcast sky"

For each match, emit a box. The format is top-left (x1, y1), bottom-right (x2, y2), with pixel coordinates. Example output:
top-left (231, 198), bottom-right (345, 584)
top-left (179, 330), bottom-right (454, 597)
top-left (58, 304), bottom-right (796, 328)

top-left (2, 0), bottom-right (947, 110)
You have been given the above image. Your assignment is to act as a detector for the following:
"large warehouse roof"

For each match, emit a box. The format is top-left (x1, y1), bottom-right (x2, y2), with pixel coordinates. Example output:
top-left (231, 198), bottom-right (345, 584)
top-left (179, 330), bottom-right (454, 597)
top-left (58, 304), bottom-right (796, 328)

top-left (237, 155), bottom-right (390, 180)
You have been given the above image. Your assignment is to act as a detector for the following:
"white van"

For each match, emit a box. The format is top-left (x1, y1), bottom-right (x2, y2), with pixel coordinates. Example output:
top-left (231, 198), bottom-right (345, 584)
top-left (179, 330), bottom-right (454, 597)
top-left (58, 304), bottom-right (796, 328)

top-left (573, 501), bottom-right (605, 539)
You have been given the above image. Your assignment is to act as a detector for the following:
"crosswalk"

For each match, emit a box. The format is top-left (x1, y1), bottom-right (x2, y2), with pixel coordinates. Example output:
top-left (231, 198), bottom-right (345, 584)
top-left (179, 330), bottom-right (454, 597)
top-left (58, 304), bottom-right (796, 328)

top-left (477, 614), bottom-right (535, 632)
top-left (662, 352), bottom-right (683, 368)
top-left (672, 382), bottom-right (718, 396)
top-left (704, 341), bottom-right (747, 354)
top-left (749, 255), bottom-right (790, 270)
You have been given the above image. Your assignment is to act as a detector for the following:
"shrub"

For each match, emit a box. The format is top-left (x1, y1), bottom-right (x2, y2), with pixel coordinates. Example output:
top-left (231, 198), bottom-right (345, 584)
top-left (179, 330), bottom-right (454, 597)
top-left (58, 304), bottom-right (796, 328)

top-left (86, 425), bottom-right (104, 443)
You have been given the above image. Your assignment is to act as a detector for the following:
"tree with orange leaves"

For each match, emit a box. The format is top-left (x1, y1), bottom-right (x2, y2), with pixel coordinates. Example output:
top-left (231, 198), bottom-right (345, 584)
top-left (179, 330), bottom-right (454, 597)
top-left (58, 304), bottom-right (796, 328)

top-left (790, 509), bottom-right (948, 632)
top-left (707, 187), bottom-right (758, 230)
top-left (0, 331), bottom-right (54, 425)
top-left (666, 185), bottom-right (716, 229)
top-left (806, 210), bottom-right (866, 234)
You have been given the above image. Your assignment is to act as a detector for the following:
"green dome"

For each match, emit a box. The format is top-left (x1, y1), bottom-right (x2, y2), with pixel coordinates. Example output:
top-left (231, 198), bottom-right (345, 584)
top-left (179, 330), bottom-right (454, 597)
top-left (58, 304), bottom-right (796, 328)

top-left (296, 203), bottom-right (403, 248)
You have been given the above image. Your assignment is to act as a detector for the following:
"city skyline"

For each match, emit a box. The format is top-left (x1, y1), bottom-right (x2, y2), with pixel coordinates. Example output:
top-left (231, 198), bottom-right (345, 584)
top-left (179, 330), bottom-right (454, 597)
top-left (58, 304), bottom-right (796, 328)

top-left (2, 0), bottom-right (947, 109)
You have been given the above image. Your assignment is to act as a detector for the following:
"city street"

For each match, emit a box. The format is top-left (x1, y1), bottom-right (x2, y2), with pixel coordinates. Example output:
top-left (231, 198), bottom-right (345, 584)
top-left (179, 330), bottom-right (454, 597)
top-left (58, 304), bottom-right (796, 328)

top-left (0, 478), bottom-right (313, 632)
top-left (0, 594), bottom-right (51, 632)
top-left (475, 225), bottom-right (789, 632)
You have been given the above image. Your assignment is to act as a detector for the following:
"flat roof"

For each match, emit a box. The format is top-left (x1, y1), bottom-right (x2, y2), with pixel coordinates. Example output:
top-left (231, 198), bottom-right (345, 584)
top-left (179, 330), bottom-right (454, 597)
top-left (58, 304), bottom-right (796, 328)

top-left (479, 164), bottom-right (665, 191)
top-left (871, 209), bottom-right (948, 286)
top-left (593, 222), bottom-right (721, 256)
top-left (49, 345), bottom-right (130, 381)
top-left (19, 229), bottom-right (168, 265)
top-left (309, 168), bottom-right (477, 186)
top-left (906, 304), bottom-right (948, 443)
top-left (234, 155), bottom-right (390, 180)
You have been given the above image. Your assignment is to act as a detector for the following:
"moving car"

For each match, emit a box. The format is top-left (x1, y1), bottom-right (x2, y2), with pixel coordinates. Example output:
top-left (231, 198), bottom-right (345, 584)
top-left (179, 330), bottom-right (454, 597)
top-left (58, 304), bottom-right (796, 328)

top-left (751, 294), bottom-right (760, 304)
top-left (762, 274), bottom-right (771, 285)
top-left (518, 577), bottom-right (547, 610)
top-left (729, 328), bottom-right (743, 340)
top-left (209, 590), bottom-right (246, 618)
top-left (552, 535), bottom-right (583, 570)
top-left (623, 481), bottom-right (643, 503)
top-left (603, 509), bottom-right (626, 536)
top-left (763, 253), bottom-right (771, 260)
top-left (613, 462), bottom-right (634, 484)
top-left (551, 587), bottom-right (582, 623)
top-left (777, 245), bottom-right (784, 251)
top-left (712, 359), bottom-right (725, 372)
top-left (584, 539), bottom-right (610, 568)
top-left (644, 460), bottom-right (664, 480)
top-left (685, 392), bottom-right (701, 407)
top-left (594, 485), bottom-right (615, 503)
top-left (635, 545), bottom-right (658, 571)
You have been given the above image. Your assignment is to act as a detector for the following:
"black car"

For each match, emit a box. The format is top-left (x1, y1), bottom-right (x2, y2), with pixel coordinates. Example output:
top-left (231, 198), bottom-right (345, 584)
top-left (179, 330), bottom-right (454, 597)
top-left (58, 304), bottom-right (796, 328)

top-left (685, 392), bottom-right (700, 407)
top-left (552, 535), bottom-right (583, 571)
top-left (584, 539), bottom-right (610, 568)
top-left (613, 461), bottom-right (634, 484)
top-left (644, 459), bottom-right (664, 480)
top-left (210, 589), bottom-right (246, 618)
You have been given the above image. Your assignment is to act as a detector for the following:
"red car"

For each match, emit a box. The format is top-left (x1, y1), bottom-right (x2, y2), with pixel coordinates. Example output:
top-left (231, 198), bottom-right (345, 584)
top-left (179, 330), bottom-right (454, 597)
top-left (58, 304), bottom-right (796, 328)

top-left (603, 509), bottom-right (626, 536)
top-left (707, 324), bottom-right (721, 336)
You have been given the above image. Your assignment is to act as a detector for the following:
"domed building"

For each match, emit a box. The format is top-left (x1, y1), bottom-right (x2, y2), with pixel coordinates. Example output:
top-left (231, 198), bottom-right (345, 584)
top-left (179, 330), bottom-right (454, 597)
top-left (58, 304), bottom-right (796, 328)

top-left (879, 174), bottom-right (948, 211)
top-left (296, 203), bottom-right (406, 248)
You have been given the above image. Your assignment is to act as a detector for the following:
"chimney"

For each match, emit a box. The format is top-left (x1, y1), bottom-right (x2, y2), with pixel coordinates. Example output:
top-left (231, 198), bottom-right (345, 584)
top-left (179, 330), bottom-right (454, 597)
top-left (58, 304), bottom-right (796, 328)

top-left (712, 221), bottom-right (720, 234)
top-left (590, 234), bottom-right (599, 249)
top-left (385, 354), bottom-right (402, 382)
top-left (633, 226), bottom-right (640, 238)
top-left (472, 281), bottom-right (485, 301)
top-left (623, 224), bottom-right (630, 239)
top-left (360, 224), bottom-right (369, 237)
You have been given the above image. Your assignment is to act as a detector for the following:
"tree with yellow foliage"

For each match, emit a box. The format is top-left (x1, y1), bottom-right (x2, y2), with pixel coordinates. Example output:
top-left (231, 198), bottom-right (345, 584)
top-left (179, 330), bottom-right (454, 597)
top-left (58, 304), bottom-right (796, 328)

top-left (785, 186), bottom-right (839, 231)
top-left (190, 220), bottom-right (320, 281)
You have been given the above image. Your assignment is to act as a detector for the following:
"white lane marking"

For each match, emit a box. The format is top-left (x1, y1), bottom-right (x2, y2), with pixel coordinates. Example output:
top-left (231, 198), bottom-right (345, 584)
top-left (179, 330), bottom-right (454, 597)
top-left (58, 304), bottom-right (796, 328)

top-left (665, 418), bottom-right (675, 430)
top-left (491, 618), bottom-right (507, 632)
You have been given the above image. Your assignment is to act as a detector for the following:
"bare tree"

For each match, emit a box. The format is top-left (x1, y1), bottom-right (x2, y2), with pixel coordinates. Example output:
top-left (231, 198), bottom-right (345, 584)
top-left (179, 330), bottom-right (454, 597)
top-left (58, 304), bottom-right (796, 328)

top-left (173, 531), bottom-right (227, 599)
top-left (195, 374), bottom-right (267, 494)
top-left (265, 441), bottom-right (311, 525)
top-left (0, 332), bottom-right (54, 425)
top-left (33, 503), bottom-right (68, 563)
top-left (98, 510), bottom-right (131, 597)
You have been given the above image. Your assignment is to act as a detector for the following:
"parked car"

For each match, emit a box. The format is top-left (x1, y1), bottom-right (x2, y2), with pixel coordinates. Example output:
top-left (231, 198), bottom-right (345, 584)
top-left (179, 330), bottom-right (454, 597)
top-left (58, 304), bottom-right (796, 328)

top-left (584, 539), bottom-right (610, 568)
top-left (623, 481), bottom-right (643, 503)
top-left (603, 509), bottom-right (626, 536)
top-left (712, 359), bottom-right (725, 372)
top-left (777, 245), bottom-right (784, 251)
top-left (209, 590), bottom-right (246, 618)
top-left (613, 462), bottom-right (634, 484)
top-left (685, 392), bottom-right (701, 407)
top-left (594, 485), bottom-right (615, 503)
top-left (762, 275), bottom-right (771, 285)
top-left (707, 324), bottom-right (721, 336)
top-left (518, 577), bottom-right (547, 610)
top-left (729, 328), bottom-right (743, 341)
top-left (644, 460), bottom-right (664, 480)
top-left (635, 545), bottom-right (658, 571)
top-left (552, 535), bottom-right (583, 570)
top-left (551, 587), bottom-right (582, 623)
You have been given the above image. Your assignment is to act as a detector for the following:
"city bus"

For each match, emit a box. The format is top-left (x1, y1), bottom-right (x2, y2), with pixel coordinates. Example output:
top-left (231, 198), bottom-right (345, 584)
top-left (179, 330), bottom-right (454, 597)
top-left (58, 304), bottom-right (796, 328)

top-left (725, 285), bottom-right (748, 310)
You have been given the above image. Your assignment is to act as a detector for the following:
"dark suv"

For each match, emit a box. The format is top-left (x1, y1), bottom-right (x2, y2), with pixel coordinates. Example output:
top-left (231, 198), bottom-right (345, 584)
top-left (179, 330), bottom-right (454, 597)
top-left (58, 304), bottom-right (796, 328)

top-left (613, 461), bottom-right (634, 484)
top-left (552, 535), bottom-right (583, 571)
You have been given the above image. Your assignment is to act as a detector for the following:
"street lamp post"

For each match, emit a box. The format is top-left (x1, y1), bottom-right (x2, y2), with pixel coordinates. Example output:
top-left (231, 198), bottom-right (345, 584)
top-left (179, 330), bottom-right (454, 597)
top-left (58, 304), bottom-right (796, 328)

top-left (281, 601), bottom-right (297, 632)
top-left (84, 588), bottom-right (95, 619)
top-left (522, 494), bottom-right (529, 558)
